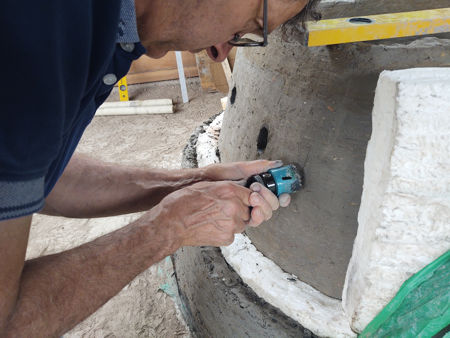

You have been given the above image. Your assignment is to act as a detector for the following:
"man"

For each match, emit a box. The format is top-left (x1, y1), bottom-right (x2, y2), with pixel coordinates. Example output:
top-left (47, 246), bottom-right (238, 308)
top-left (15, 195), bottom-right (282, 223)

top-left (0, 0), bottom-right (310, 336)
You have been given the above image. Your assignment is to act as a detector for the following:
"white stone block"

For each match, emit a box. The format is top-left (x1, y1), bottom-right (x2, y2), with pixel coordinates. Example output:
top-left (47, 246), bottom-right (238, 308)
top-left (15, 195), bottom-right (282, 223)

top-left (343, 68), bottom-right (450, 332)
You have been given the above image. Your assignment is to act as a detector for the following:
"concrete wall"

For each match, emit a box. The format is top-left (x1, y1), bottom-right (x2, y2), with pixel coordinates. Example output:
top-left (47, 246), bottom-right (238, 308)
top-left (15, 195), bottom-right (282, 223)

top-left (343, 68), bottom-right (450, 332)
top-left (219, 30), bottom-right (450, 299)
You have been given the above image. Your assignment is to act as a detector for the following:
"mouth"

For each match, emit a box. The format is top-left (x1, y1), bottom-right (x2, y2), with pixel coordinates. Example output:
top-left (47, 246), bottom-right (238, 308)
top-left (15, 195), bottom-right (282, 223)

top-left (206, 46), bottom-right (219, 61)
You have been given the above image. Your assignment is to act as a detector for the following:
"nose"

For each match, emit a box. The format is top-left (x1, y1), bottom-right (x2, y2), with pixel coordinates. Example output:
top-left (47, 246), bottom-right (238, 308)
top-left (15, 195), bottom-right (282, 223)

top-left (206, 42), bottom-right (234, 62)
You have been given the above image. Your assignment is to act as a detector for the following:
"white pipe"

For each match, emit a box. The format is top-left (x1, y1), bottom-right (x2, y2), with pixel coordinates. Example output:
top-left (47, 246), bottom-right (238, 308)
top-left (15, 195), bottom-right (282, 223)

top-left (175, 51), bottom-right (189, 103)
top-left (97, 105), bottom-right (173, 116)
top-left (100, 99), bottom-right (172, 108)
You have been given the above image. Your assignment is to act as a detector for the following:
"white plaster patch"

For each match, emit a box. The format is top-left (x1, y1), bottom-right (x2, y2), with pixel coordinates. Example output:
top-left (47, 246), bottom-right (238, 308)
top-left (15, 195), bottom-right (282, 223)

top-left (196, 115), bottom-right (222, 167)
top-left (342, 68), bottom-right (450, 332)
top-left (196, 113), bottom-right (356, 337)
top-left (223, 235), bottom-right (356, 337)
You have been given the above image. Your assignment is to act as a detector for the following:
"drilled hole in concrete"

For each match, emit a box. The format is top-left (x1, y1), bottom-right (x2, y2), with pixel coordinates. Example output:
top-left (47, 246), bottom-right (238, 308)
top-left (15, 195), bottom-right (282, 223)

top-left (257, 126), bottom-right (269, 154)
top-left (230, 86), bottom-right (237, 105)
top-left (349, 17), bottom-right (373, 24)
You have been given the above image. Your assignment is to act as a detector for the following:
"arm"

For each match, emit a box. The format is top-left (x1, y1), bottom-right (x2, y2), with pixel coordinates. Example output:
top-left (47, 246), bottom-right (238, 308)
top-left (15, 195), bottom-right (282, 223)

top-left (2, 179), bottom-right (262, 337)
top-left (0, 216), bottom-right (31, 335)
top-left (43, 154), bottom-right (289, 219)
top-left (42, 153), bottom-right (206, 218)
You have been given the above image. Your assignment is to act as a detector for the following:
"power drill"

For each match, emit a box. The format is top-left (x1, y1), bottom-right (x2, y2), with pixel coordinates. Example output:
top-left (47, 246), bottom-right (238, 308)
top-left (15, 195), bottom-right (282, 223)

top-left (246, 164), bottom-right (303, 197)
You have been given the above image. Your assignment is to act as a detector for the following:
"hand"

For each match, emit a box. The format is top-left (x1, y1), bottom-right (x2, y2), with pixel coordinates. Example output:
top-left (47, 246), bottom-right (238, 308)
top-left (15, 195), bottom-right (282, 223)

top-left (202, 159), bottom-right (292, 216)
top-left (152, 180), bottom-right (276, 247)
top-left (202, 159), bottom-right (283, 181)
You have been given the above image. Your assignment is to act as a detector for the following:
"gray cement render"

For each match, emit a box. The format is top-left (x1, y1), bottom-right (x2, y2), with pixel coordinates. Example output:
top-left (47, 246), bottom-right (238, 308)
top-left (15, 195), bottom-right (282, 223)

top-left (219, 32), bottom-right (450, 299)
top-left (173, 3), bottom-right (450, 335)
top-left (173, 232), bottom-right (315, 338)
top-left (315, 0), bottom-right (450, 19)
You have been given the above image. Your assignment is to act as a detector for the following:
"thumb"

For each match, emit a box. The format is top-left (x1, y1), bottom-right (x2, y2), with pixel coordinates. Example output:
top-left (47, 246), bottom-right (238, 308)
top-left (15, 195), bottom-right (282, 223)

top-left (242, 160), bottom-right (284, 176)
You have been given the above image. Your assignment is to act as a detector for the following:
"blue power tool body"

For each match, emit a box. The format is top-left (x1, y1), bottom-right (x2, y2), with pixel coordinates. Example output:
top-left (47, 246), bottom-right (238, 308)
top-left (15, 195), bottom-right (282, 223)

top-left (246, 164), bottom-right (303, 197)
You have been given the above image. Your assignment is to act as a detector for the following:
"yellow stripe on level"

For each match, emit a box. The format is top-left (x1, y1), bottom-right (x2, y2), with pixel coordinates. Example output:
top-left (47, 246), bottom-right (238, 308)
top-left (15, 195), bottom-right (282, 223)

top-left (118, 76), bottom-right (129, 102)
top-left (307, 8), bottom-right (450, 47)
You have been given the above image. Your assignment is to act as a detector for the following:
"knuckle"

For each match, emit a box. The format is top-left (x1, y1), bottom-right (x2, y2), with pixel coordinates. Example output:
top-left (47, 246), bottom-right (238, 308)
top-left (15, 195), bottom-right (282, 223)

top-left (219, 184), bottom-right (235, 196)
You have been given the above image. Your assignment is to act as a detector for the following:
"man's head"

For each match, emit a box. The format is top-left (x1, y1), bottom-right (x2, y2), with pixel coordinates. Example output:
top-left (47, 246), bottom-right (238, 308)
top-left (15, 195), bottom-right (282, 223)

top-left (135, 0), bottom-right (310, 61)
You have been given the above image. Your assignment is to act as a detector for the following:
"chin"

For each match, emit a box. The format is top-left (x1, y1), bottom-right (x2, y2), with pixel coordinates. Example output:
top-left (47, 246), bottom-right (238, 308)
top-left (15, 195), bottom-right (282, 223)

top-left (145, 48), bottom-right (168, 59)
top-left (189, 48), bottom-right (204, 54)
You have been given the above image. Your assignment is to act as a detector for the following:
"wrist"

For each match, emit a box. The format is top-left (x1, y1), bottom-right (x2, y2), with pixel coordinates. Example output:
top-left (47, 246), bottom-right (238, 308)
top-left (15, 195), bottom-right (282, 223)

top-left (196, 166), bottom-right (210, 182)
top-left (142, 201), bottom-right (184, 255)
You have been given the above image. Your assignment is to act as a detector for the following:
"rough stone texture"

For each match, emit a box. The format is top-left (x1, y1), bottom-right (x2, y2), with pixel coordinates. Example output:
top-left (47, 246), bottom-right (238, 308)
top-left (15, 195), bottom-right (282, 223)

top-left (219, 29), bottom-right (450, 299)
top-left (342, 68), bottom-right (450, 332)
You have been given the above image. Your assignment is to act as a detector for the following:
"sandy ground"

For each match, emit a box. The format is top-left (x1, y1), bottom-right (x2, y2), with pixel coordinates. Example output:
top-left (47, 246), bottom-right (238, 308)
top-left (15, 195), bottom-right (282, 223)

top-left (28, 78), bottom-right (224, 337)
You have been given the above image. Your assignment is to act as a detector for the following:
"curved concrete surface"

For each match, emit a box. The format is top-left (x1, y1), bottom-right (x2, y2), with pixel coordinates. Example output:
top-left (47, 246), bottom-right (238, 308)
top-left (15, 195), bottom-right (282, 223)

top-left (219, 33), bottom-right (450, 298)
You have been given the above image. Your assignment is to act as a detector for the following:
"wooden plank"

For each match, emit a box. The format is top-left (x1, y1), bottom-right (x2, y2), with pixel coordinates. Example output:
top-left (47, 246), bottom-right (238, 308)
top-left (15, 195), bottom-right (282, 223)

top-left (209, 61), bottom-right (229, 94)
top-left (307, 8), bottom-right (450, 46)
top-left (228, 48), bottom-right (237, 70)
top-left (195, 50), bottom-right (234, 93)
top-left (195, 50), bottom-right (217, 92)
top-left (126, 51), bottom-right (198, 84)
top-left (126, 67), bottom-right (198, 85)
top-left (221, 59), bottom-right (233, 91)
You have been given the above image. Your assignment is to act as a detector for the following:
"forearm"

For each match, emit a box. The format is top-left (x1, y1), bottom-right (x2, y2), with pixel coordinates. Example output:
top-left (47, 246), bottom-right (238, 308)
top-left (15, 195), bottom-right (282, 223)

top-left (43, 153), bottom-right (206, 218)
top-left (4, 207), bottom-right (178, 337)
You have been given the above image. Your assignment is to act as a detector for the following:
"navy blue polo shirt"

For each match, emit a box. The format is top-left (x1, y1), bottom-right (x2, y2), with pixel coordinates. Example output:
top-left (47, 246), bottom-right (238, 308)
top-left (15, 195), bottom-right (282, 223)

top-left (0, 0), bottom-right (146, 220)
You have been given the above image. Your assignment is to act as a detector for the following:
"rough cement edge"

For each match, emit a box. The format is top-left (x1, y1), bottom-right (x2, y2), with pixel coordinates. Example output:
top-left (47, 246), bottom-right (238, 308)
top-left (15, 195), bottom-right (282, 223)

top-left (194, 114), bottom-right (355, 337)
top-left (181, 112), bottom-right (223, 169)
top-left (178, 114), bottom-right (316, 338)
top-left (342, 68), bottom-right (450, 332)
top-left (341, 69), bottom-right (399, 331)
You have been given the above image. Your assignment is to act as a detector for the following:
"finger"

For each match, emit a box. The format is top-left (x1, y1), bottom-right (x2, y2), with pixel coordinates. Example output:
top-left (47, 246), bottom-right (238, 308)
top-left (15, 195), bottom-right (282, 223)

top-left (228, 197), bottom-right (251, 222)
top-left (249, 192), bottom-right (273, 221)
top-left (279, 194), bottom-right (291, 208)
top-left (247, 207), bottom-right (266, 227)
top-left (250, 183), bottom-right (279, 211)
top-left (240, 159), bottom-right (284, 177)
top-left (218, 182), bottom-right (252, 206)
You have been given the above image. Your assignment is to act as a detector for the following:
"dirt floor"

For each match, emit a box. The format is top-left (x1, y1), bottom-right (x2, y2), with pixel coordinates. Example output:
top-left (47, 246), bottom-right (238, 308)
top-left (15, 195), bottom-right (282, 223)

top-left (28, 78), bottom-right (224, 337)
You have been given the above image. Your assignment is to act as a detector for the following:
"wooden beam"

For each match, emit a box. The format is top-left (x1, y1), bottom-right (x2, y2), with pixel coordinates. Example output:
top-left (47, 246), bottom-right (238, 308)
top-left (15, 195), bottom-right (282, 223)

top-left (228, 48), bottom-right (237, 70)
top-left (126, 51), bottom-right (198, 85)
top-left (195, 50), bottom-right (217, 92)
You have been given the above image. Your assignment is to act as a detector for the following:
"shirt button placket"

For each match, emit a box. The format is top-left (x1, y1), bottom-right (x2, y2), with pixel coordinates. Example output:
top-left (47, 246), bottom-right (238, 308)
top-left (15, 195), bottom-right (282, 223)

top-left (103, 73), bottom-right (118, 86)
top-left (120, 42), bottom-right (135, 53)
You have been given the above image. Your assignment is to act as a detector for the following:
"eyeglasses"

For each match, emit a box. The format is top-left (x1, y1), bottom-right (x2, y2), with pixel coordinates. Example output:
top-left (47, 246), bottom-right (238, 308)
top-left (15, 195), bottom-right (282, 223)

top-left (228, 0), bottom-right (268, 47)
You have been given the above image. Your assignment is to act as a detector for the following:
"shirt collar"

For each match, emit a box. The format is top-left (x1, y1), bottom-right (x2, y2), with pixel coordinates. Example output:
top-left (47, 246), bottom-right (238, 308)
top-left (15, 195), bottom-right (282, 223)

top-left (117, 0), bottom-right (140, 43)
